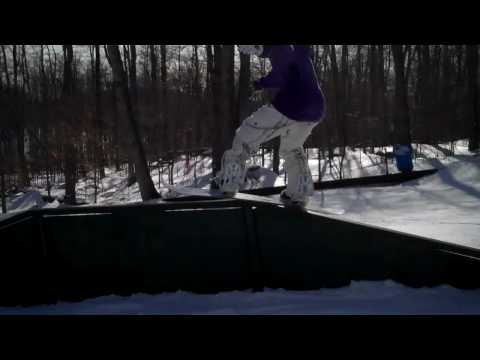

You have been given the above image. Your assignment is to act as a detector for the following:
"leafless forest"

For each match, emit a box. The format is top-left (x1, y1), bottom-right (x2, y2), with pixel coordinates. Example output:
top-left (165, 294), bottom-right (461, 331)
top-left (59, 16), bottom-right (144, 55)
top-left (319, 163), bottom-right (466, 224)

top-left (0, 45), bottom-right (478, 209)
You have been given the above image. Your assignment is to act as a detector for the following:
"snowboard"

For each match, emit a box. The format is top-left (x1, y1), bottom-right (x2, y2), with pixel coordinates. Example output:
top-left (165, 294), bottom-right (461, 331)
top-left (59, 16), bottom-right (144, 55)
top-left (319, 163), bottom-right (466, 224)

top-left (164, 186), bottom-right (345, 216)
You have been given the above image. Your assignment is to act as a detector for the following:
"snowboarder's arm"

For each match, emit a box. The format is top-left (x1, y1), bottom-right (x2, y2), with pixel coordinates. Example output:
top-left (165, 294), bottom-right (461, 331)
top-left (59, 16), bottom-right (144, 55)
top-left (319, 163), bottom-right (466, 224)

top-left (255, 47), bottom-right (293, 90)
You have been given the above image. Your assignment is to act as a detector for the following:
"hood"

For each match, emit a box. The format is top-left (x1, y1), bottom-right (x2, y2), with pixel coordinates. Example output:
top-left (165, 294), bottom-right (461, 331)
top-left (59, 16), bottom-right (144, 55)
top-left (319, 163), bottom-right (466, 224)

top-left (259, 45), bottom-right (313, 59)
top-left (259, 45), bottom-right (273, 58)
top-left (293, 45), bottom-right (313, 58)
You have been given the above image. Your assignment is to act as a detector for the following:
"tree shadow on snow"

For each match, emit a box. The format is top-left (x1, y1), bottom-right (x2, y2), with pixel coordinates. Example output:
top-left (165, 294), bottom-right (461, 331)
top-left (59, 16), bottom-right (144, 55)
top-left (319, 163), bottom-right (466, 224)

top-left (425, 158), bottom-right (480, 201)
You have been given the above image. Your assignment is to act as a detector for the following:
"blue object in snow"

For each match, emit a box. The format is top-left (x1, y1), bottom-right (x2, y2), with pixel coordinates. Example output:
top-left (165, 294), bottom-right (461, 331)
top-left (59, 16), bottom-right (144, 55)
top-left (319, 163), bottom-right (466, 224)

top-left (394, 144), bottom-right (414, 173)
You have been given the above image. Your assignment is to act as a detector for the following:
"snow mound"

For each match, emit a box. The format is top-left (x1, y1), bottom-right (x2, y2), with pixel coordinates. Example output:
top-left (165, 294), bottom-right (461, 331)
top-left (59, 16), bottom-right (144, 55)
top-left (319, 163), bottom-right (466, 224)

top-left (417, 156), bottom-right (480, 187)
top-left (7, 191), bottom-right (46, 213)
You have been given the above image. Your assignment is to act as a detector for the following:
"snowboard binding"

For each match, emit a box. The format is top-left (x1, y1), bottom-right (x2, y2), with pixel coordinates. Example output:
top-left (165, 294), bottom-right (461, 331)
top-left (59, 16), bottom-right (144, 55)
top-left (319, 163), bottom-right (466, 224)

top-left (280, 190), bottom-right (308, 210)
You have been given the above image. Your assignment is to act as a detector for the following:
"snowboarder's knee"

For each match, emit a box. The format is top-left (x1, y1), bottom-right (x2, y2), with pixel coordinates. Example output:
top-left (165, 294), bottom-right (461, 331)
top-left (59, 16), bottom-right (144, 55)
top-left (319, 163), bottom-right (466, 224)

top-left (229, 140), bottom-right (254, 160)
top-left (281, 147), bottom-right (306, 161)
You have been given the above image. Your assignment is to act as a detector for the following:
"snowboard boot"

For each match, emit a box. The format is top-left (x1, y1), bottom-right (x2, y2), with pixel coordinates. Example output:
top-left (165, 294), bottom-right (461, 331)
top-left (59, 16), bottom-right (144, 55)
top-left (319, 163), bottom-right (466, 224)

top-left (210, 176), bottom-right (236, 198)
top-left (280, 190), bottom-right (308, 210)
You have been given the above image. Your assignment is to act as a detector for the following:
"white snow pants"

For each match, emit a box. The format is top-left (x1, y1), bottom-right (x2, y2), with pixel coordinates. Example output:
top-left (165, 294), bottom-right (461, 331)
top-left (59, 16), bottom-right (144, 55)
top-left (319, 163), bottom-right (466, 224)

top-left (218, 105), bottom-right (319, 202)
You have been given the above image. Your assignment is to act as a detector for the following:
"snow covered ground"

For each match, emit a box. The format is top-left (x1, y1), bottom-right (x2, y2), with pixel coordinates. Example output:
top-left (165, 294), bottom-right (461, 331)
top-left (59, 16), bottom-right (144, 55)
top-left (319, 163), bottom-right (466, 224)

top-left (309, 153), bottom-right (480, 248)
top-left (1, 140), bottom-right (480, 315)
top-left (2, 281), bottom-right (480, 315)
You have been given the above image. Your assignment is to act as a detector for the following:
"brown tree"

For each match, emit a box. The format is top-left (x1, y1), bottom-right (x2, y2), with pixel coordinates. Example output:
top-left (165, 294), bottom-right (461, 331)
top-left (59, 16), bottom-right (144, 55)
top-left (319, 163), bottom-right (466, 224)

top-left (160, 45), bottom-right (169, 155)
top-left (211, 45), bottom-right (236, 177)
top-left (237, 51), bottom-right (251, 127)
top-left (12, 45), bottom-right (29, 188)
top-left (467, 45), bottom-right (479, 151)
top-left (106, 45), bottom-right (159, 201)
top-left (62, 44), bottom-right (78, 205)
top-left (391, 45), bottom-right (412, 145)
top-left (95, 45), bottom-right (105, 178)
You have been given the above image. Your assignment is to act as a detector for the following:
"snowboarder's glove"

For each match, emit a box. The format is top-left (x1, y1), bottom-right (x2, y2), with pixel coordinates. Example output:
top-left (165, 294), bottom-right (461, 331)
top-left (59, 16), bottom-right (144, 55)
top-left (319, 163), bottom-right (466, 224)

top-left (263, 88), bottom-right (279, 102)
top-left (253, 80), bottom-right (263, 91)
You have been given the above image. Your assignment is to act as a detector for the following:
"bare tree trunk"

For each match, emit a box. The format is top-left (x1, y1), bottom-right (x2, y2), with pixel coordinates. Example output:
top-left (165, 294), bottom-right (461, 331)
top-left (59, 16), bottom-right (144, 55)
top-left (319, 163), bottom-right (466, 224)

top-left (211, 45), bottom-right (236, 178)
top-left (106, 45), bottom-right (159, 201)
top-left (173, 46), bottom-right (182, 153)
top-left (238, 50), bottom-right (261, 170)
top-left (238, 52), bottom-right (251, 125)
top-left (1, 168), bottom-right (6, 214)
top-left (377, 45), bottom-right (389, 174)
top-left (453, 45), bottom-right (464, 141)
top-left (432, 45), bottom-right (442, 113)
top-left (127, 45), bottom-right (138, 182)
top-left (129, 45), bottom-right (138, 111)
top-left (440, 45), bottom-right (454, 143)
top-left (206, 45), bottom-right (214, 93)
top-left (159, 45), bottom-right (174, 185)
top-left (419, 45), bottom-right (434, 143)
top-left (111, 80), bottom-right (121, 171)
top-left (377, 46), bottom-right (386, 139)
top-left (340, 45), bottom-right (349, 172)
top-left (321, 45), bottom-right (335, 173)
top-left (272, 138), bottom-right (280, 174)
top-left (12, 45), bottom-right (28, 189)
top-left (95, 45), bottom-right (105, 179)
top-left (212, 45), bottom-right (223, 176)
top-left (45, 46), bottom-right (57, 100)
top-left (150, 45), bottom-right (158, 102)
top-left (160, 45), bottom-right (169, 156)
top-left (405, 45), bottom-right (414, 89)
top-left (330, 45), bottom-right (347, 178)
top-left (88, 46), bottom-right (98, 203)
top-left (149, 45), bottom-right (161, 156)
top-left (369, 45), bottom-right (378, 146)
top-left (1, 45), bottom-right (10, 89)
top-left (0, 48), bottom-right (3, 92)
top-left (39, 45), bottom-right (52, 197)
top-left (225, 45), bottom-right (236, 136)
top-left (206, 45), bottom-right (214, 151)
top-left (104, 43), bottom-right (118, 173)
top-left (21, 46), bottom-right (32, 181)
top-left (392, 45), bottom-right (412, 145)
top-left (192, 45), bottom-right (202, 148)
top-left (467, 45), bottom-right (479, 151)
top-left (62, 44), bottom-right (77, 205)
top-left (21, 45), bottom-right (31, 95)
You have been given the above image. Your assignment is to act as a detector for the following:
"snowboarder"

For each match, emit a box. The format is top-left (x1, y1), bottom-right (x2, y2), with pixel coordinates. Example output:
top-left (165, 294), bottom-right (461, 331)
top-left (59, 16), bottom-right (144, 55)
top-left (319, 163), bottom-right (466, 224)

top-left (215, 45), bottom-right (326, 208)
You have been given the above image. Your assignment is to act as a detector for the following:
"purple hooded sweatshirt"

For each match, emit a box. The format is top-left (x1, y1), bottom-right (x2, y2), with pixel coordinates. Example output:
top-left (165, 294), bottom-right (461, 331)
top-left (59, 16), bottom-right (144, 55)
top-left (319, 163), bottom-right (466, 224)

top-left (256, 45), bottom-right (325, 122)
